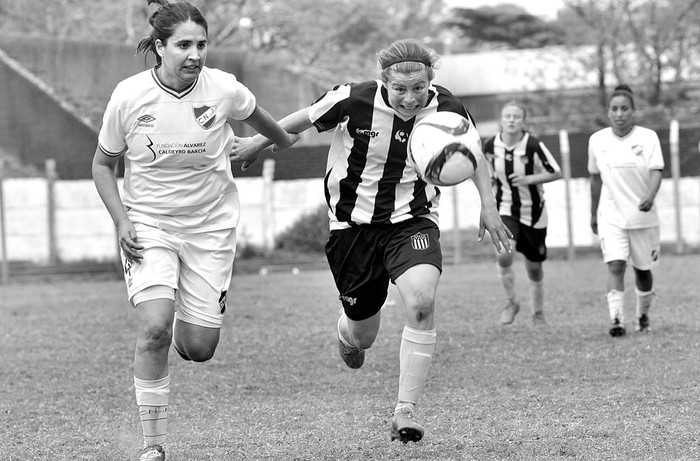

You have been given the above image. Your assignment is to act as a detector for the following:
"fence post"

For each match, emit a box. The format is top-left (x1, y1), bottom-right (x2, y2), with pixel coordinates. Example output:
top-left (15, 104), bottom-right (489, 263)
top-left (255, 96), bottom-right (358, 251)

top-left (261, 159), bottom-right (276, 256)
top-left (46, 159), bottom-right (58, 265)
top-left (558, 129), bottom-right (575, 261)
top-left (669, 120), bottom-right (684, 254)
top-left (452, 185), bottom-right (461, 265)
top-left (0, 158), bottom-right (8, 283)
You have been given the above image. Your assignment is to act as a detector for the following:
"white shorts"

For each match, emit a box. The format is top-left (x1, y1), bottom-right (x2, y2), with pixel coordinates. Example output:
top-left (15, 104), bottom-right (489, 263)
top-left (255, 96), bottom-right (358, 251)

top-left (598, 222), bottom-right (660, 270)
top-left (121, 222), bottom-right (237, 328)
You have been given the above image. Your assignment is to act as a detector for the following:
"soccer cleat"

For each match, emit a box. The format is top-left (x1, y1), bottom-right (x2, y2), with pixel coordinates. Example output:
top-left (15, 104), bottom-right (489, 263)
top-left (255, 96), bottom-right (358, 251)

top-left (338, 334), bottom-right (365, 369)
top-left (499, 301), bottom-right (520, 325)
top-left (531, 311), bottom-right (547, 326)
top-left (636, 314), bottom-right (650, 332)
top-left (609, 318), bottom-right (626, 337)
top-left (390, 407), bottom-right (424, 444)
top-left (140, 445), bottom-right (165, 461)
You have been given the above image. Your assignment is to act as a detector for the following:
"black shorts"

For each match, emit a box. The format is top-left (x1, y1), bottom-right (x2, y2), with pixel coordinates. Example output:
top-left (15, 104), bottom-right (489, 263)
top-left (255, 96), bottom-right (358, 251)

top-left (501, 215), bottom-right (547, 262)
top-left (325, 217), bottom-right (442, 321)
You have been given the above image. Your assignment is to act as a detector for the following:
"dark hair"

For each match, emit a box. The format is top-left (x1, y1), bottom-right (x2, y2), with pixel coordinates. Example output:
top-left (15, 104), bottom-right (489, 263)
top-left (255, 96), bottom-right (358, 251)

top-left (136, 0), bottom-right (208, 64)
top-left (609, 84), bottom-right (635, 109)
top-left (377, 39), bottom-right (440, 83)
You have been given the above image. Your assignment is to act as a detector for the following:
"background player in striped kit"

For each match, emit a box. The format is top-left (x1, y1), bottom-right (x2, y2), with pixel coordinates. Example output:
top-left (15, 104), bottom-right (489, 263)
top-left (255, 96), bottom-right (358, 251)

top-left (231, 38), bottom-right (512, 444)
top-left (483, 101), bottom-right (562, 326)
top-left (588, 84), bottom-right (663, 337)
top-left (92, 1), bottom-right (295, 460)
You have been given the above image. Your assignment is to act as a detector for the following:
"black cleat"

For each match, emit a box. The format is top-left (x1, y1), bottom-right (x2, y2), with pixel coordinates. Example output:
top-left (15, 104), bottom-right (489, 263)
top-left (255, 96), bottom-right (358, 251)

top-left (609, 318), bottom-right (626, 337)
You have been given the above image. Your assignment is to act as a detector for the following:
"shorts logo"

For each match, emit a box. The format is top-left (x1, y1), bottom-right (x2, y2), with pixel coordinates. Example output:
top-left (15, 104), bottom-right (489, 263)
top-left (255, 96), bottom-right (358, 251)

top-left (194, 105), bottom-right (217, 130)
top-left (411, 232), bottom-right (430, 250)
top-left (339, 294), bottom-right (357, 306)
top-left (218, 290), bottom-right (228, 314)
top-left (651, 249), bottom-right (659, 261)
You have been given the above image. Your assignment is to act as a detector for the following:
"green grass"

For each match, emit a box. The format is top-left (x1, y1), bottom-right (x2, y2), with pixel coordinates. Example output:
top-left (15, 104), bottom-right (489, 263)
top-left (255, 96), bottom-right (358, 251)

top-left (2, 253), bottom-right (700, 460)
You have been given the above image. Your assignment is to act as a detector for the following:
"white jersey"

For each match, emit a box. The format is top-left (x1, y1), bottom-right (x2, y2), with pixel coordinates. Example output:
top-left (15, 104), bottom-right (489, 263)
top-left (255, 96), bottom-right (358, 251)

top-left (587, 126), bottom-right (664, 229)
top-left (98, 66), bottom-right (257, 232)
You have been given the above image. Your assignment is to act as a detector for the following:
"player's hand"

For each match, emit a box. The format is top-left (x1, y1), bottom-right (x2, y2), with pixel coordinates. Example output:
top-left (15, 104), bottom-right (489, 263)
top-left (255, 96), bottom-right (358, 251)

top-left (117, 220), bottom-right (143, 263)
top-left (638, 196), bottom-right (654, 212)
top-left (230, 136), bottom-right (265, 171)
top-left (508, 173), bottom-right (530, 186)
top-left (590, 215), bottom-right (598, 235)
top-left (477, 206), bottom-right (512, 254)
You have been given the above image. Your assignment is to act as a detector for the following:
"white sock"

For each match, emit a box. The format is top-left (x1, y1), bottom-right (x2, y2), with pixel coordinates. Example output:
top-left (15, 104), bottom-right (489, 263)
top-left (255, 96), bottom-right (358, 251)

top-left (529, 279), bottom-right (544, 314)
top-left (337, 314), bottom-right (357, 348)
top-left (497, 264), bottom-right (517, 303)
top-left (635, 288), bottom-right (654, 317)
top-left (397, 326), bottom-right (436, 407)
top-left (134, 374), bottom-right (170, 448)
top-left (606, 290), bottom-right (625, 323)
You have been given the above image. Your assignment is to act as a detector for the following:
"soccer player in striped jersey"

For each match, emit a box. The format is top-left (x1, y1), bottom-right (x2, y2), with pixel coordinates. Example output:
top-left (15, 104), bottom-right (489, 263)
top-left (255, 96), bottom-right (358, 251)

top-left (91, 2), bottom-right (295, 460)
top-left (232, 38), bottom-right (512, 444)
top-left (588, 84), bottom-right (663, 337)
top-left (483, 101), bottom-right (562, 326)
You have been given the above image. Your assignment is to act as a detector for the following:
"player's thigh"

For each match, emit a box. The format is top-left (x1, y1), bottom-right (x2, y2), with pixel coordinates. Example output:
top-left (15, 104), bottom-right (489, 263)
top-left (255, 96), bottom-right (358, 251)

top-left (176, 228), bottom-right (237, 330)
top-left (325, 226), bottom-right (390, 321)
top-left (629, 226), bottom-right (660, 270)
top-left (597, 221), bottom-right (629, 264)
top-left (123, 224), bottom-right (180, 305)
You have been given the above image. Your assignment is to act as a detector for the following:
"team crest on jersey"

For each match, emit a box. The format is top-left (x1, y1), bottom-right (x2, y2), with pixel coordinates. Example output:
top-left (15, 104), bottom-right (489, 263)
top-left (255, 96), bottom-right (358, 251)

top-left (631, 144), bottom-right (643, 156)
top-left (410, 232), bottom-right (430, 250)
top-left (395, 130), bottom-right (408, 143)
top-left (193, 105), bottom-right (216, 130)
top-left (519, 155), bottom-right (529, 165)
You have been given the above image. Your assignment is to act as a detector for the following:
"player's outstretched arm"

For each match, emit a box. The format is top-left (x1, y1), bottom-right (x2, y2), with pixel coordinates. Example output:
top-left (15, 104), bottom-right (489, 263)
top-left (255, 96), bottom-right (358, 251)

top-left (231, 107), bottom-right (314, 170)
top-left (471, 154), bottom-right (513, 253)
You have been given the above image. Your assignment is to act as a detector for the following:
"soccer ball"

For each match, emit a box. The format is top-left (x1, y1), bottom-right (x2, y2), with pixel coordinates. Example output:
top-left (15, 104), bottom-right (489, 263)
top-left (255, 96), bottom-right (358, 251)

top-left (408, 112), bottom-right (483, 186)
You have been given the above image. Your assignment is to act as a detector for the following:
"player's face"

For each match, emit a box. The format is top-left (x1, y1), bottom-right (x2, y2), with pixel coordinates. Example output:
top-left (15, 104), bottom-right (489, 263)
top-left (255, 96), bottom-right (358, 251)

top-left (385, 70), bottom-right (431, 119)
top-left (156, 20), bottom-right (208, 91)
top-left (608, 95), bottom-right (634, 136)
top-left (500, 105), bottom-right (525, 135)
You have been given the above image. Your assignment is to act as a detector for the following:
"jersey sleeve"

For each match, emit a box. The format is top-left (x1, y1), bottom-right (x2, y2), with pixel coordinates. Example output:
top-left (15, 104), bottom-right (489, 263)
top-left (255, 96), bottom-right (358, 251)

top-left (222, 73), bottom-right (257, 121)
top-left (97, 85), bottom-right (127, 156)
top-left (587, 134), bottom-right (600, 174)
top-left (533, 138), bottom-right (561, 174)
top-left (647, 130), bottom-right (665, 171)
top-left (308, 83), bottom-right (352, 132)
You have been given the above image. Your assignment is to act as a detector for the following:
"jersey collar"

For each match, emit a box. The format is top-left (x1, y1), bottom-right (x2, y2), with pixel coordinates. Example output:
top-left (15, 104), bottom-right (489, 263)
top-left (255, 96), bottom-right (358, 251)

top-left (151, 66), bottom-right (198, 99)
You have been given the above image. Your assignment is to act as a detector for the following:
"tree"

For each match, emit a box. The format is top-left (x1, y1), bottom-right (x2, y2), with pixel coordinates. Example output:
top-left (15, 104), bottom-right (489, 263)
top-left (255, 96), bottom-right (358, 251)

top-left (443, 4), bottom-right (565, 51)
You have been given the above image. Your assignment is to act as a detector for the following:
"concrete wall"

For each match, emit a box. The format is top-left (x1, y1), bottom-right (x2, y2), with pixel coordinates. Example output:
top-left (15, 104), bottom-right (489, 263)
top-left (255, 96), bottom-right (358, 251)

top-left (1, 176), bottom-right (698, 264)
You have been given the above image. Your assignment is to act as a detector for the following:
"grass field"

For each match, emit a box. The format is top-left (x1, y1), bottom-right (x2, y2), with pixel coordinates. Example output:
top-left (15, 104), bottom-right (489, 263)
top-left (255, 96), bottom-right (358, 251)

top-left (2, 253), bottom-right (700, 460)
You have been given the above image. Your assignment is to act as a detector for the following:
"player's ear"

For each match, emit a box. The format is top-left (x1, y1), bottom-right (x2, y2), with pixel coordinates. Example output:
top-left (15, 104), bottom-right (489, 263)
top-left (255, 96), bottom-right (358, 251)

top-left (155, 39), bottom-right (165, 57)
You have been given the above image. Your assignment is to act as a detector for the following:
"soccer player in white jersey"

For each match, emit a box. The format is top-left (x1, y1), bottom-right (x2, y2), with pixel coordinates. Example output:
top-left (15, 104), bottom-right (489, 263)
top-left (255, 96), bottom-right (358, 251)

top-left (231, 38), bottom-right (512, 444)
top-left (588, 84), bottom-right (664, 337)
top-left (91, 2), bottom-right (295, 460)
top-left (483, 101), bottom-right (562, 326)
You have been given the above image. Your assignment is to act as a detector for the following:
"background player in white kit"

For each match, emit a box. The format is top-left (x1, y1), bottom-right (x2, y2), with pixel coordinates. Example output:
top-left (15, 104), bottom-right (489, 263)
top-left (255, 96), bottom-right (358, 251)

top-left (91, 1), bottom-right (295, 460)
top-left (231, 38), bottom-right (512, 444)
top-left (588, 84), bottom-right (664, 337)
top-left (483, 101), bottom-right (562, 326)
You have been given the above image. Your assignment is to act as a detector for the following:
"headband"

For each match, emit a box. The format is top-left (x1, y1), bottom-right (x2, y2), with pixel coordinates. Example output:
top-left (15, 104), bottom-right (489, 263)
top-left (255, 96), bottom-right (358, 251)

top-left (381, 58), bottom-right (431, 70)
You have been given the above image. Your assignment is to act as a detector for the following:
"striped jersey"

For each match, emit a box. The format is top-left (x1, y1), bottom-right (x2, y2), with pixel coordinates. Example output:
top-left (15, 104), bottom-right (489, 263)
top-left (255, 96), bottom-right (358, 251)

top-left (308, 80), bottom-right (473, 230)
top-left (483, 132), bottom-right (560, 228)
top-left (98, 66), bottom-right (257, 232)
top-left (587, 125), bottom-right (664, 229)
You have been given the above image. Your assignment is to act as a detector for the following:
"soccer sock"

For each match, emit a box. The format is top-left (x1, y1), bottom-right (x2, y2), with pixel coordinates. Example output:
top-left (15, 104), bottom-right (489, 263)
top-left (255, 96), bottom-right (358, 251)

top-left (635, 288), bottom-right (654, 318)
top-left (606, 290), bottom-right (625, 323)
top-left (497, 264), bottom-right (517, 303)
top-left (397, 326), bottom-right (436, 410)
top-left (529, 279), bottom-right (544, 314)
top-left (337, 314), bottom-right (358, 348)
top-left (134, 374), bottom-right (170, 448)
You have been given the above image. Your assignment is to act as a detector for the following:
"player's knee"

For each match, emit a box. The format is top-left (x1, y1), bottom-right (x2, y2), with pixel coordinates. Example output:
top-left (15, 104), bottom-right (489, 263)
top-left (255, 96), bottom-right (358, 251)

top-left (138, 324), bottom-right (173, 353)
top-left (608, 260), bottom-right (626, 277)
top-left (188, 347), bottom-right (216, 362)
top-left (406, 296), bottom-right (435, 325)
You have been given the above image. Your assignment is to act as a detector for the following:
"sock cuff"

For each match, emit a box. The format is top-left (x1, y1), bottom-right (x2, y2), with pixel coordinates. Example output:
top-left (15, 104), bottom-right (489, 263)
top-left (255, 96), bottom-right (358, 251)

top-left (402, 326), bottom-right (437, 345)
top-left (529, 279), bottom-right (544, 288)
top-left (497, 264), bottom-right (514, 276)
top-left (635, 288), bottom-right (654, 298)
top-left (606, 290), bottom-right (624, 301)
top-left (134, 374), bottom-right (170, 406)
